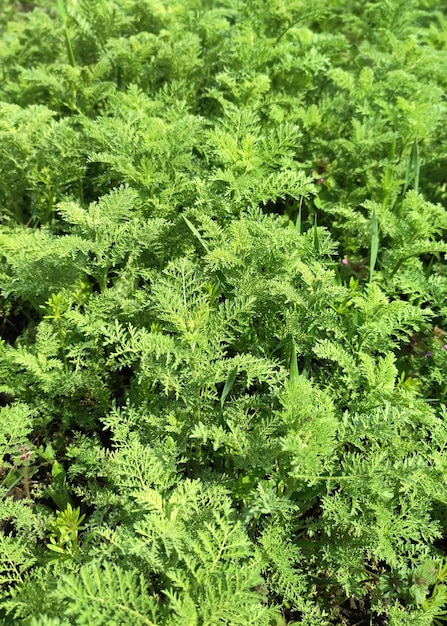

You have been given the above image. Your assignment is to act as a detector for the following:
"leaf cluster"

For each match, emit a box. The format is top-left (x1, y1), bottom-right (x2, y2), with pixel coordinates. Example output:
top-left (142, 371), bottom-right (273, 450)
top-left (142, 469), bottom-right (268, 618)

top-left (1, 0), bottom-right (447, 624)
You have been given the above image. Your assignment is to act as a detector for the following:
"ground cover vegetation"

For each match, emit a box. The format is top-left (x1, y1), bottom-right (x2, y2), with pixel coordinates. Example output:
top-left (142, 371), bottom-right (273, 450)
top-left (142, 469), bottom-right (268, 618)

top-left (1, 0), bottom-right (447, 623)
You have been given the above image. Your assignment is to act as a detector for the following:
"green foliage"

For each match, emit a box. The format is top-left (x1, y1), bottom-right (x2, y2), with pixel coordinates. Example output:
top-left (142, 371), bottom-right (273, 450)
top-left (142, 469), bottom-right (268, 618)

top-left (47, 503), bottom-right (86, 559)
top-left (1, 0), bottom-right (447, 624)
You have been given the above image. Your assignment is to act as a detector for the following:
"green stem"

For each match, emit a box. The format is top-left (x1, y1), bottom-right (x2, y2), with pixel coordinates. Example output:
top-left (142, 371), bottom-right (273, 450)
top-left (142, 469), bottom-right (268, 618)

top-left (57, 0), bottom-right (76, 68)
top-left (23, 465), bottom-right (31, 500)
top-left (57, 320), bottom-right (69, 373)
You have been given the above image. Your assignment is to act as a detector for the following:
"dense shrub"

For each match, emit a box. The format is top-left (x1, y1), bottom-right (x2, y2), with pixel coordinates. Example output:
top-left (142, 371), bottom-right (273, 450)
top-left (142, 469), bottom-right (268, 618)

top-left (1, 1), bottom-right (447, 623)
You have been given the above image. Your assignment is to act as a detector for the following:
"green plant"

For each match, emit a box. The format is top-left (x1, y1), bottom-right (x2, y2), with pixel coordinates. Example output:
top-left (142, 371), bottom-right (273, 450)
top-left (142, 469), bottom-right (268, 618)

top-left (47, 503), bottom-right (86, 560)
top-left (1, 0), bottom-right (447, 624)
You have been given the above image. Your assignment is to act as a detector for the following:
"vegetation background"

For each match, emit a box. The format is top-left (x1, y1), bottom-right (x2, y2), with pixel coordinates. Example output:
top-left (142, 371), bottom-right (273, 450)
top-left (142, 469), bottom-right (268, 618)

top-left (1, 0), bottom-right (447, 624)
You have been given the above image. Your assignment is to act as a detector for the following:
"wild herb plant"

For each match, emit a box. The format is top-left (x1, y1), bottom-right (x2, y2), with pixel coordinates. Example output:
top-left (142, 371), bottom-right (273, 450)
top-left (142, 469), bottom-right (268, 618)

top-left (1, 0), bottom-right (447, 624)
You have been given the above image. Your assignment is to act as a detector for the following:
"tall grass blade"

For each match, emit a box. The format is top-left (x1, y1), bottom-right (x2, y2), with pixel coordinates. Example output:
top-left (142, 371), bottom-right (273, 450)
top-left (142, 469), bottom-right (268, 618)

top-left (295, 198), bottom-right (302, 234)
top-left (57, 0), bottom-right (76, 68)
top-left (369, 208), bottom-right (379, 282)
top-left (403, 139), bottom-right (420, 196)
top-left (56, 0), bottom-right (67, 21)
top-left (413, 139), bottom-right (420, 193)
top-left (183, 215), bottom-right (210, 253)
top-left (271, 334), bottom-right (293, 356)
top-left (221, 366), bottom-right (238, 408)
top-left (313, 214), bottom-right (320, 254)
top-left (301, 354), bottom-right (311, 379)
top-left (183, 215), bottom-right (233, 298)
top-left (289, 342), bottom-right (299, 385)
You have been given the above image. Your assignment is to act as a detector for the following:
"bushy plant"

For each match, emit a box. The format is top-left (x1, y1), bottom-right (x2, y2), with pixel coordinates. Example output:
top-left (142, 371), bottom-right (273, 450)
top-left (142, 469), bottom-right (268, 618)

top-left (1, 0), bottom-right (447, 624)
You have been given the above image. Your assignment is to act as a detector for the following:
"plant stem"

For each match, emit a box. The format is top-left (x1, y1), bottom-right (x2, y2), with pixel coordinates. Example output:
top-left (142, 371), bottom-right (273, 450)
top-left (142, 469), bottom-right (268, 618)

top-left (23, 465), bottom-right (31, 500)
top-left (57, 0), bottom-right (76, 68)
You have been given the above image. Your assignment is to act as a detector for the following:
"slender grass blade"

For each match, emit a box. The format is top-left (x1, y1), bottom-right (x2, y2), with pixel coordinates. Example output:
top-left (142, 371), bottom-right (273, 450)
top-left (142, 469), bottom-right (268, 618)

top-left (413, 139), bottom-right (420, 193)
top-left (289, 342), bottom-right (299, 385)
top-left (183, 215), bottom-right (233, 298)
top-left (295, 199), bottom-right (302, 234)
top-left (271, 334), bottom-right (293, 356)
top-left (56, 0), bottom-right (76, 67)
top-left (221, 366), bottom-right (238, 408)
top-left (313, 213), bottom-right (320, 254)
top-left (56, 0), bottom-right (67, 19)
top-left (403, 138), bottom-right (419, 196)
top-left (369, 208), bottom-right (378, 282)
top-left (183, 215), bottom-right (210, 253)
